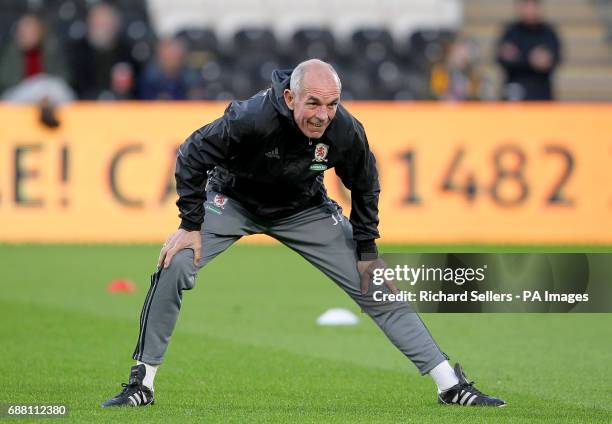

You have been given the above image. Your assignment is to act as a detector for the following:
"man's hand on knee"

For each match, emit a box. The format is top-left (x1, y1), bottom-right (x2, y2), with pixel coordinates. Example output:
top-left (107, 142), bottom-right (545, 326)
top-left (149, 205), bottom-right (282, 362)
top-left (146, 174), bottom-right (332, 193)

top-left (157, 229), bottom-right (202, 269)
top-left (357, 258), bottom-right (398, 295)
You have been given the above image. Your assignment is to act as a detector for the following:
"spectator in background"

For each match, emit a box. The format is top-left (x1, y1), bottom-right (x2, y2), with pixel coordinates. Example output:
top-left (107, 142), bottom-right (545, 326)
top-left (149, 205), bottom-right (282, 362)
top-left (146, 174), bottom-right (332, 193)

top-left (68, 2), bottom-right (136, 99)
top-left (98, 62), bottom-right (136, 100)
top-left (430, 36), bottom-right (482, 101)
top-left (496, 0), bottom-right (562, 101)
top-left (0, 13), bottom-right (71, 98)
top-left (139, 37), bottom-right (203, 100)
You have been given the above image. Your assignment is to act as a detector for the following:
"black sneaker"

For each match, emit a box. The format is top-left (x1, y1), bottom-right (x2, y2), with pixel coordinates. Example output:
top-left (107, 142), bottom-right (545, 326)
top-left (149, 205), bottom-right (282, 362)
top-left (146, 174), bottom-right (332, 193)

top-left (102, 364), bottom-right (154, 407)
top-left (438, 363), bottom-right (506, 407)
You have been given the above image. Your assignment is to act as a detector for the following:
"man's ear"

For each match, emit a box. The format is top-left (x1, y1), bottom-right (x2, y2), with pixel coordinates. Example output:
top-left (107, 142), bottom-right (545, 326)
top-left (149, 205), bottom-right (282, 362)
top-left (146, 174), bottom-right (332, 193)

top-left (283, 88), bottom-right (294, 110)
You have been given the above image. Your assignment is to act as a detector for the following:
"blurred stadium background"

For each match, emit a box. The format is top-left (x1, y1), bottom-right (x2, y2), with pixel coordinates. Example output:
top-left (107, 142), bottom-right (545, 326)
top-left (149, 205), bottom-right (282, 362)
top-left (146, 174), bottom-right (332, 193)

top-left (2, 0), bottom-right (612, 100)
top-left (1, 0), bottom-right (612, 422)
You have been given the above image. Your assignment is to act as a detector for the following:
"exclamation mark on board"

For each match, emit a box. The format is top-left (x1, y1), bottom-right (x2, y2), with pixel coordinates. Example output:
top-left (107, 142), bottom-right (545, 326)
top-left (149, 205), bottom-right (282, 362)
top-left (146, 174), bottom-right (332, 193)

top-left (60, 145), bottom-right (69, 207)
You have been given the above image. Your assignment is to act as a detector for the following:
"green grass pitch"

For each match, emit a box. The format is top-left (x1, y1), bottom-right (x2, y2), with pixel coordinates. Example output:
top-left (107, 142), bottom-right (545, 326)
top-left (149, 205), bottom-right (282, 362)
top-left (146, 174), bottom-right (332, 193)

top-left (1, 243), bottom-right (611, 423)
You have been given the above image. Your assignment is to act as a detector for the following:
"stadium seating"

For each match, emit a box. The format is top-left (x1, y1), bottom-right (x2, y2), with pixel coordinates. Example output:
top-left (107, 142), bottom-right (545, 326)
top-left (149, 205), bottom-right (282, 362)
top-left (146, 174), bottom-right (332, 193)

top-left (139, 0), bottom-right (461, 99)
top-left (0, 0), bottom-right (464, 100)
top-left (5, 0), bottom-right (612, 100)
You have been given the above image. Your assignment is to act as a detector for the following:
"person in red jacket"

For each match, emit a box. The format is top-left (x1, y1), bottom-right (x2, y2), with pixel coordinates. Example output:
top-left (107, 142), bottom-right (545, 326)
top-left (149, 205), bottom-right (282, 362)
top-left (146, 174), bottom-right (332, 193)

top-left (0, 13), bottom-right (69, 94)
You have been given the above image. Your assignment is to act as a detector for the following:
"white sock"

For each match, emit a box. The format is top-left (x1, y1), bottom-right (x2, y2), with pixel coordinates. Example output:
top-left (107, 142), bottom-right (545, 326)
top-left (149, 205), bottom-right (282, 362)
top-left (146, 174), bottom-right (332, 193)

top-left (137, 361), bottom-right (158, 391)
top-left (429, 361), bottom-right (459, 394)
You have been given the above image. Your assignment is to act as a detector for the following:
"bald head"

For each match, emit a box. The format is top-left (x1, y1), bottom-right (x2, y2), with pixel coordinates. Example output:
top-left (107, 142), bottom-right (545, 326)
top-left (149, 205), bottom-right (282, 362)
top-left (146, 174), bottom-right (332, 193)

top-left (283, 59), bottom-right (342, 139)
top-left (289, 59), bottom-right (341, 95)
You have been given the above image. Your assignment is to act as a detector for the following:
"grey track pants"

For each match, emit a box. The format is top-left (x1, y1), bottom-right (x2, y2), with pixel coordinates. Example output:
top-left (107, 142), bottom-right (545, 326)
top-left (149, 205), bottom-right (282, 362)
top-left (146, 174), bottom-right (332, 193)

top-left (133, 191), bottom-right (447, 375)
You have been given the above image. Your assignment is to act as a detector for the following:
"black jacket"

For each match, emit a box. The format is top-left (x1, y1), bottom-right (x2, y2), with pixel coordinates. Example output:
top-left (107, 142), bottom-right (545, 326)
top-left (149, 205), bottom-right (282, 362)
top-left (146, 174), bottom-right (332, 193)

top-left (175, 69), bottom-right (380, 259)
top-left (496, 21), bottom-right (562, 100)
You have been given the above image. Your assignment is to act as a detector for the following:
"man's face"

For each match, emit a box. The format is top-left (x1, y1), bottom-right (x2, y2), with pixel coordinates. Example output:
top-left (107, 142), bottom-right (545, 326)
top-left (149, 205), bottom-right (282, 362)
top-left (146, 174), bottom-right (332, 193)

top-left (88, 4), bottom-right (120, 49)
top-left (158, 39), bottom-right (185, 76)
top-left (283, 72), bottom-right (340, 139)
top-left (16, 15), bottom-right (43, 51)
top-left (517, 0), bottom-right (542, 25)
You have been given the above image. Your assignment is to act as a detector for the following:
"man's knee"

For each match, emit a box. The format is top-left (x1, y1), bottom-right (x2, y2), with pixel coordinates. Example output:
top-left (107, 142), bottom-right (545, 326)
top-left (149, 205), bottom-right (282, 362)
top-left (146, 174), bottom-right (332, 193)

top-left (163, 249), bottom-right (197, 290)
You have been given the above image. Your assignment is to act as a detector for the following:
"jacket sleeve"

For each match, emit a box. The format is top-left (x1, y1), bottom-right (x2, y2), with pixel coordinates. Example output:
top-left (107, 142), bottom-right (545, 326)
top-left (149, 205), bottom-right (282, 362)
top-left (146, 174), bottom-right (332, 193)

top-left (175, 102), bottom-right (247, 231)
top-left (546, 25), bottom-right (562, 70)
top-left (496, 25), bottom-right (532, 72)
top-left (334, 120), bottom-right (381, 260)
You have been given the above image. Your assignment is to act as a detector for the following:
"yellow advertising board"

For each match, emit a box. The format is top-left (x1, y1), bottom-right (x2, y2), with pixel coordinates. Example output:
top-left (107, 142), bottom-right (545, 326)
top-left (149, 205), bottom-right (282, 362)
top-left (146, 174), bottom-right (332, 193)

top-left (1, 103), bottom-right (611, 244)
